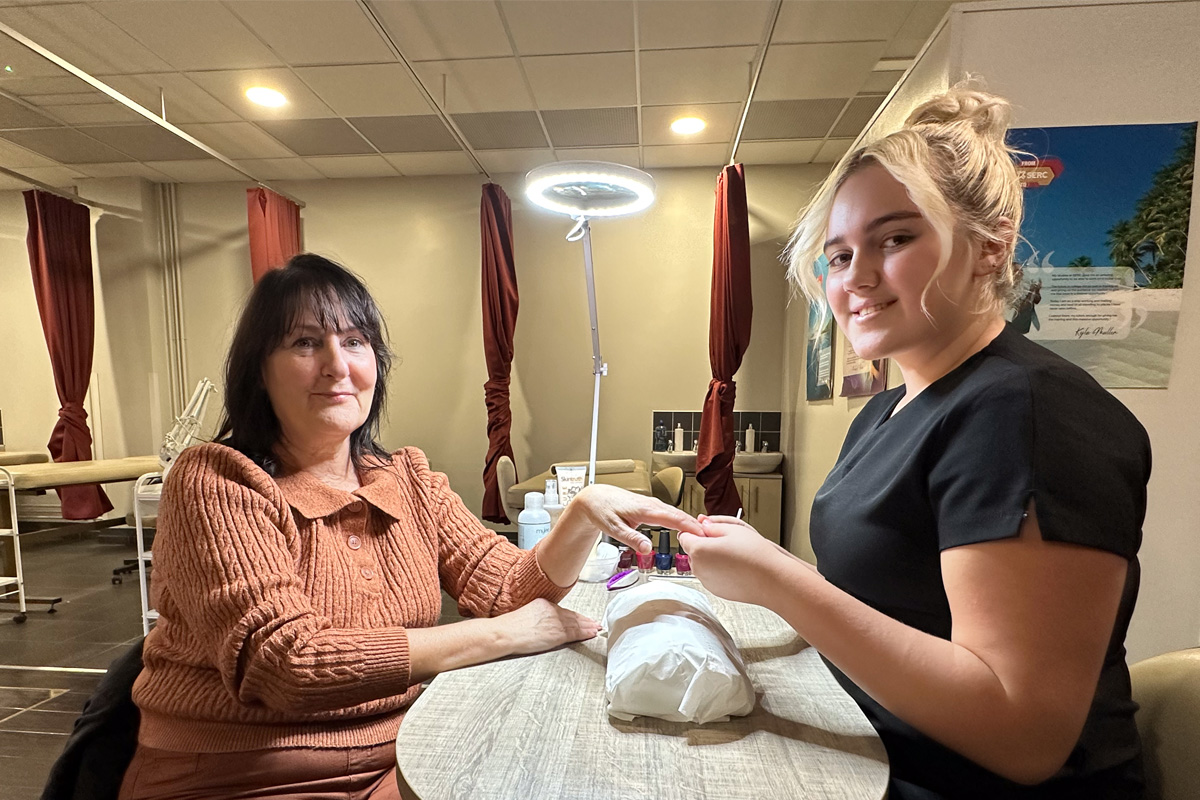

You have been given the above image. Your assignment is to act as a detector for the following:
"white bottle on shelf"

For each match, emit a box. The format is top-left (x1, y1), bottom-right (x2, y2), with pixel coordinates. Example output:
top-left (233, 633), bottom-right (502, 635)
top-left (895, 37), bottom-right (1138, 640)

top-left (543, 479), bottom-right (564, 528)
top-left (674, 423), bottom-right (685, 451)
top-left (518, 492), bottom-right (551, 550)
top-left (745, 423), bottom-right (756, 454)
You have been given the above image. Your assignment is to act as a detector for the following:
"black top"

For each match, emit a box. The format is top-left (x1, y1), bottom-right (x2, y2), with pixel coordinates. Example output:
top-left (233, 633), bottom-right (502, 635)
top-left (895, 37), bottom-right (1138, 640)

top-left (810, 324), bottom-right (1151, 800)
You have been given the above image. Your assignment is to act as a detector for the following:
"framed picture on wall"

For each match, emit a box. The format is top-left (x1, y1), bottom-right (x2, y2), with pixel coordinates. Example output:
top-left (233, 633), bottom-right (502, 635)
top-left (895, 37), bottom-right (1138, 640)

top-left (806, 255), bottom-right (834, 401)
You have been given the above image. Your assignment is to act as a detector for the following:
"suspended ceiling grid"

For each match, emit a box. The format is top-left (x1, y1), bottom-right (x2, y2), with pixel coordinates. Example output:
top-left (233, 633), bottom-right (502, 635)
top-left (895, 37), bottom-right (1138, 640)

top-left (0, 0), bottom-right (956, 189)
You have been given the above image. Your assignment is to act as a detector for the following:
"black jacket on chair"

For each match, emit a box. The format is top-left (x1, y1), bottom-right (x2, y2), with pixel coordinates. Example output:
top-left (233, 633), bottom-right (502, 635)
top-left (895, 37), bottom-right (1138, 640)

top-left (41, 639), bottom-right (143, 800)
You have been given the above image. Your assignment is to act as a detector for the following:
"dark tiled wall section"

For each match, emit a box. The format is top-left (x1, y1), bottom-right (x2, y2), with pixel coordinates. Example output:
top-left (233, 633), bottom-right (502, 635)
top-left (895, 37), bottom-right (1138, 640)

top-left (652, 410), bottom-right (781, 453)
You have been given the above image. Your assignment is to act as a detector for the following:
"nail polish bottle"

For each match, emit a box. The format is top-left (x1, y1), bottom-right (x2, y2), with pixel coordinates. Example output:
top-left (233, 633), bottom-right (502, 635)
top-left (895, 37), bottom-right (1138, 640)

top-left (636, 551), bottom-right (655, 574)
top-left (674, 551), bottom-right (691, 575)
top-left (617, 547), bottom-right (635, 570)
top-left (655, 528), bottom-right (673, 574)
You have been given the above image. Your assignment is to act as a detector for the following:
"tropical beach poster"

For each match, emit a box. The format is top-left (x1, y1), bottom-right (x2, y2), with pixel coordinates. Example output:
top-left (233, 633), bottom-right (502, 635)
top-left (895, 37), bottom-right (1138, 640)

top-left (1007, 122), bottom-right (1196, 388)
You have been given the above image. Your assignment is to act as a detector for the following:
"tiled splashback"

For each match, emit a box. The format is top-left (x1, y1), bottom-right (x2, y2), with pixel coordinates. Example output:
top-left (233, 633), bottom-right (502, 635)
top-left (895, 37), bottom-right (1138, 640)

top-left (652, 410), bottom-right (781, 453)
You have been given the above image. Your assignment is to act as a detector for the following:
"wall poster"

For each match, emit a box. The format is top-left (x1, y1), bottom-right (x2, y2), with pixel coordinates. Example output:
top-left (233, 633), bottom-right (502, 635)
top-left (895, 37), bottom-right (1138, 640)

top-left (806, 255), bottom-right (834, 401)
top-left (841, 349), bottom-right (887, 398)
top-left (1008, 122), bottom-right (1195, 388)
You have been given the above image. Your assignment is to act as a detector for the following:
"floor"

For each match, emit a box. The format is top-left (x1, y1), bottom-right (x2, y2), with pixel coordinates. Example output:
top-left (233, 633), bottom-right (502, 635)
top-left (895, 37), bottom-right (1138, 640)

top-left (0, 531), bottom-right (146, 800)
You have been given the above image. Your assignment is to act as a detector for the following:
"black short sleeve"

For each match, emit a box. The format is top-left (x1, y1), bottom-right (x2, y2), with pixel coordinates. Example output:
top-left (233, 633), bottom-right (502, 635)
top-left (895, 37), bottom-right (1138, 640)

top-left (928, 364), bottom-right (1148, 559)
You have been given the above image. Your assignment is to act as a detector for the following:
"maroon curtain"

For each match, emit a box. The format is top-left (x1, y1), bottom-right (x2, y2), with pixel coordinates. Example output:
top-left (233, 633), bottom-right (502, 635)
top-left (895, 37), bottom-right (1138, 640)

top-left (696, 165), bottom-right (753, 516)
top-left (24, 190), bottom-right (112, 520)
top-left (480, 183), bottom-right (519, 523)
top-left (247, 188), bottom-right (301, 283)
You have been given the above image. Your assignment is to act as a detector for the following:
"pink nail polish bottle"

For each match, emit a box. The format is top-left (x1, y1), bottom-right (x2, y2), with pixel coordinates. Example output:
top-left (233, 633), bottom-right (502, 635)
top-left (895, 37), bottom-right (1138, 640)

top-left (636, 551), bottom-right (655, 574)
top-left (674, 552), bottom-right (691, 575)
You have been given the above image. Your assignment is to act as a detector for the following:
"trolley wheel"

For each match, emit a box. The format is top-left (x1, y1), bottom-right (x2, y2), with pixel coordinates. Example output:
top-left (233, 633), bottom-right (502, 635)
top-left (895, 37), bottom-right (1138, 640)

top-left (112, 577), bottom-right (122, 585)
top-left (13, 612), bottom-right (26, 624)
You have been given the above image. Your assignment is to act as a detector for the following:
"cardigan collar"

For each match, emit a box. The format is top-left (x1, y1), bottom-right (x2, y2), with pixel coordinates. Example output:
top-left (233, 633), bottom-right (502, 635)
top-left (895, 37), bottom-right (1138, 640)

top-left (275, 461), bottom-right (405, 521)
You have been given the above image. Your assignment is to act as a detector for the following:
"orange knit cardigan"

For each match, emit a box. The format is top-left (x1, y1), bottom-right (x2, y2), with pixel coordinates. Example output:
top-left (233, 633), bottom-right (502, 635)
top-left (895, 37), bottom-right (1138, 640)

top-left (131, 442), bottom-right (567, 753)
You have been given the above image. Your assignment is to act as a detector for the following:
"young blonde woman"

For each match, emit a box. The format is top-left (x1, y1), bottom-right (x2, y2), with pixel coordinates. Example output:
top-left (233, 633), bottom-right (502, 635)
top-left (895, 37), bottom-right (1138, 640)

top-left (680, 89), bottom-right (1149, 799)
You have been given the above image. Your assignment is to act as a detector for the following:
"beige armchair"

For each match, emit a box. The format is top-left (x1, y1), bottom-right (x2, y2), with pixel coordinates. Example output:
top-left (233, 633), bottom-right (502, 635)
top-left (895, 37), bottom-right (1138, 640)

top-left (650, 466), bottom-right (684, 507)
top-left (1130, 647), bottom-right (1200, 799)
top-left (496, 455), bottom-right (520, 524)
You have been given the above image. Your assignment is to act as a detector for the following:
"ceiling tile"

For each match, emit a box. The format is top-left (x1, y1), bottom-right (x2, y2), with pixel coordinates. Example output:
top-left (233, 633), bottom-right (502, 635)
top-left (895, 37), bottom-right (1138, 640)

top-left (295, 65), bottom-right (433, 118)
top-left (255, 118), bottom-right (375, 156)
top-left (77, 161), bottom-right (173, 180)
top-left (638, 1), bottom-right (772, 50)
top-left (371, 1), bottom-right (510, 61)
top-left (639, 46), bottom-right (757, 106)
top-left (0, 75), bottom-right (86, 96)
top-left (885, 1), bottom-right (952, 58)
top-left (79, 124), bottom-right (210, 161)
top-left (500, 1), bottom-right (633, 56)
top-left (0, 94), bottom-right (62, 128)
top-left (412, 59), bottom-right (532, 113)
top-left (0, 3), bottom-right (175, 75)
top-left (862, 70), bottom-right (903, 94)
top-left (23, 91), bottom-right (112, 106)
top-left (452, 111), bottom-right (546, 150)
top-left (143, 159), bottom-right (246, 182)
top-left (237, 157), bottom-right (324, 180)
top-left (555, 146), bottom-right (640, 168)
top-left (0, 127), bottom-right (133, 163)
top-left (643, 143), bottom-right (727, 169)
top-left (815, 138), bottom-right (854, 163)
top-left (0, 135), bottom-right (60, 167)
top-left (95, 1), bottom-right (283, 71)
top-left (225, 1), bottom-right (395, 66)
top-left (351, 115), bottom-right (459, 153)
top-left (542, 107), bottom-right (636, 148)
top-left (100, 73), bottom-right (241, 124)
top-left (735, 139), bottom-right (823, 165)
top-left (831, 95), bottom-right (884, 139)
top-left (0, 36), bottom-right (72, 78)
top-left (48, 103), bottom-right (147, 125)
top-left (187, 69), bottom-right (335, 121)
top-left (523, 52), bottom-right (636, 110)
top-left (383, 151), bottom-right (477, 176)
top-left (305, 155), bottom-right (399, 179)
top-left (477, 149), bottom-right (554, 175)
top-left (755, 42), bottom-right (887, 101)
top-left (773, 1), bottom-right (913, 44)
top-left (178, 122), bottom-right (295, 160)
top-left (16, 164), bottom-right (87, 185)
top-left (641, 102), bottom-right (742, 146)
top-left (742, 98), bottom-right (846, 140)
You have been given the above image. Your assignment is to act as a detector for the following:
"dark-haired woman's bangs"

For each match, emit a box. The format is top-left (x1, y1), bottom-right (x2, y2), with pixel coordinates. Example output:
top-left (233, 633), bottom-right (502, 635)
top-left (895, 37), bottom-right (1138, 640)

top-left (279, 279), bottom-right (380, 346)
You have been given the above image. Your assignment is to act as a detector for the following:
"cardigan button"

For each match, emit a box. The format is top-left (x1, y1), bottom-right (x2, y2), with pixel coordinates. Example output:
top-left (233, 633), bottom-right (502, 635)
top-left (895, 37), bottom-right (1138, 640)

top-left (361, 566), bottom-right (375, 580)
top-left (347, 535), bottom-right (362, 550)
top-left (347, 501), bottom-right (364, 513)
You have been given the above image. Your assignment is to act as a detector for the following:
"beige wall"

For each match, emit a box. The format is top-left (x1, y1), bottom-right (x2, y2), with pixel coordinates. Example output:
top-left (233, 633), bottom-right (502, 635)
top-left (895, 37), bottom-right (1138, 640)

top-left (173, 164), bottom-right (827, 518)
top-left (780, 0), bottom-right (1200, 661)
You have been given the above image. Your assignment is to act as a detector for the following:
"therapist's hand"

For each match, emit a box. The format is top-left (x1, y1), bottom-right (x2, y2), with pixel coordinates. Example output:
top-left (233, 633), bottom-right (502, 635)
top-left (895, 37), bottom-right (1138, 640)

top-left (561, 484), bottom-right (703, 554)
top-left (495, 598), bottom-right (600, 656)
top-left (679, 515), bottom-right (785, 605)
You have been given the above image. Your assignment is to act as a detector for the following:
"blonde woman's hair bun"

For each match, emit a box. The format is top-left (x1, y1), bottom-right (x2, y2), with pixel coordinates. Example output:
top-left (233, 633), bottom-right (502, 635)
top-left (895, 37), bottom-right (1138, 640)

top-left (905, 86), bottom-right (1011, 144)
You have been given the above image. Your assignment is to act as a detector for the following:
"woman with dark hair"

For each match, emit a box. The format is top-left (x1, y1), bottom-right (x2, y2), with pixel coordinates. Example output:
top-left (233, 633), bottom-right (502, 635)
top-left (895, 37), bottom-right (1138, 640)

top-left (120, 254), bottom-right (699, 800)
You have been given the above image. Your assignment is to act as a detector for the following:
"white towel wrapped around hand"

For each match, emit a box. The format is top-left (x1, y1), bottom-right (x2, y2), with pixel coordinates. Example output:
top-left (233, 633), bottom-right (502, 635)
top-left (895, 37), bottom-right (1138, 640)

top-left (603, 582), bottom-right (755, 724)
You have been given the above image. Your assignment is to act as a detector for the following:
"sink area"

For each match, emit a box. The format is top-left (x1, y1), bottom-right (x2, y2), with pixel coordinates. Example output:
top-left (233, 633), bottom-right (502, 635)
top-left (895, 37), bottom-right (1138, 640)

top-left (652, 451), bottom-right (783, 474)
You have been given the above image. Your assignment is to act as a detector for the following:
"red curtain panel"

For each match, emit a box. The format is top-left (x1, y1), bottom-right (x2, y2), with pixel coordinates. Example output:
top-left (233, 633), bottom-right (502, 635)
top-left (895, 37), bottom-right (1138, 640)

top-left (246, 187), bottom-right (301, 283)
top-left (23, 189), bottom-right (113, 520)
top-left (696, 164), bottom-right (753, 516)
top-left (480, 183), bottom-right (519, 523)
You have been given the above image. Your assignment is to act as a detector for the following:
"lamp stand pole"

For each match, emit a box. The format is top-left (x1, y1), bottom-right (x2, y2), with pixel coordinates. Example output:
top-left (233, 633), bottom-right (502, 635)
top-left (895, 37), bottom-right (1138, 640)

top-left (567, 217), bottom-right (605, 489)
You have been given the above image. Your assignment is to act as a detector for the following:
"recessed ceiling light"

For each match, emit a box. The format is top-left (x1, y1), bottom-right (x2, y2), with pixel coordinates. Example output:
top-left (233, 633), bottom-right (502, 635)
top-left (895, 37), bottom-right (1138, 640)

top-left (245, 86), bottom-right (287, 107)
top-left (670, 117), bottom-right (706, 135)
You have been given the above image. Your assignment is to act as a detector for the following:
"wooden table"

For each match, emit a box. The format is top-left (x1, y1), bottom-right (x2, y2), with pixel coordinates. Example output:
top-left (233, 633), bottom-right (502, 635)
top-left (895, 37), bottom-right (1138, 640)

top-left (395, 580), bottom-right (889, 800)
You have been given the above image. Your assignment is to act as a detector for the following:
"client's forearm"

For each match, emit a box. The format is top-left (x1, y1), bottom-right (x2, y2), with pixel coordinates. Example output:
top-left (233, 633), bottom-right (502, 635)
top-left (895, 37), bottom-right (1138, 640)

top-left (406, 617), bottom-right (509, 684)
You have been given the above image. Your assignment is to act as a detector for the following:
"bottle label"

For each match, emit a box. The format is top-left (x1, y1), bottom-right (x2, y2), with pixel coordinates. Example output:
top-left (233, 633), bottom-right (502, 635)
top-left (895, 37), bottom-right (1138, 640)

top-left (518, 522), bottom-right (552, 550)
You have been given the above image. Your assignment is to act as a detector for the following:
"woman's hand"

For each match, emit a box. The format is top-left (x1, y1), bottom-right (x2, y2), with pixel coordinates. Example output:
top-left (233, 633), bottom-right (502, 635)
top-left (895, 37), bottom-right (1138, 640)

top-left (535, 485), bottom-right (703, 587)
top-left (494, 598), bottom-right (601, 656)
top-left (561, 484), bottom-right (703, 553)
top-left (678, 515), bottom-right (786, 605)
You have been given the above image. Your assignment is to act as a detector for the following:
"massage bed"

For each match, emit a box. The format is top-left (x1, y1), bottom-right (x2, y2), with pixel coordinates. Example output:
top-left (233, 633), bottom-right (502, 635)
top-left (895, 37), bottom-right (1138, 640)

top-left (0, 455), bottom-right (160, 622)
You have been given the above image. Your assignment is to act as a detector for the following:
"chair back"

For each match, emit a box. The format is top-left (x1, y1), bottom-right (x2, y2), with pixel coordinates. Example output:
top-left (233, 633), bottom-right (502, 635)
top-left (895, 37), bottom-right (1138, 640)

top-left (496, 455), bottom-right (519, 523)
top-left (1130, 647), bottom-right (1200, 800)
top-left (650, 466), bottom-right (685, 507)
